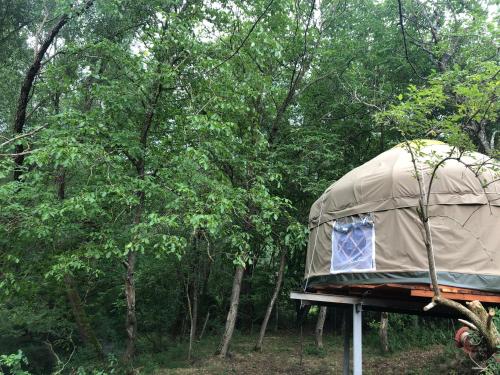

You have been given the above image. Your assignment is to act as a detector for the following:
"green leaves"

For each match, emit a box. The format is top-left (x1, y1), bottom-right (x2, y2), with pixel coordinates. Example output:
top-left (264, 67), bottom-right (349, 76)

top-left (377, 61), bottom-right (499, 152)
top-left (45, 254), bottom-right (101, 281)
top-left (0, 350), bottom-right (30, 375)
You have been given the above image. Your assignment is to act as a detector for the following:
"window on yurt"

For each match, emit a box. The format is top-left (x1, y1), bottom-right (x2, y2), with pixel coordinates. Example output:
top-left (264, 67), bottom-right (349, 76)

top-left (330, 214), bottom-right (375, 273)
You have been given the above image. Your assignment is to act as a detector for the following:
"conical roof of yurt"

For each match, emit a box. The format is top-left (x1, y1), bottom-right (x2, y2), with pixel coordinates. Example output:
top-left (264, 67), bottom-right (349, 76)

top-left (304, 140), bottom-right (500, 292)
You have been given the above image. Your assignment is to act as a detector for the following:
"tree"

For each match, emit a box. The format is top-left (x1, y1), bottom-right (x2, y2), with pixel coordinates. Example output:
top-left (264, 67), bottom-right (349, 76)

top-left (314, 306), bottom-right (327, 349)
top-left (379, 312), bottom-right (389, 354)
top-left (377, 61), bottom-right (500, 356)
top-left (405, 141), bottom-right (500, 355)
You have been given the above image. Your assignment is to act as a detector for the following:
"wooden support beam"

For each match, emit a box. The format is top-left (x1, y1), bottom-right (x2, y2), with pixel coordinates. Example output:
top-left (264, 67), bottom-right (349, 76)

top-left (410, 289), bottom-right (500, 303)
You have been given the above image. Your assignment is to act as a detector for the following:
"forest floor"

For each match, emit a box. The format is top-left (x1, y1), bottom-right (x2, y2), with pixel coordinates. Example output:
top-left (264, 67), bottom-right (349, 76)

top-left (133, 330), bottom-right (469, 375)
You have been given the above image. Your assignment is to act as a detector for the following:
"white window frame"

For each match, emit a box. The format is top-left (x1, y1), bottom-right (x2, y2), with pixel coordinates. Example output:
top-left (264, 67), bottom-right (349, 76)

top-left (330, 214), bottom-right (376, 274)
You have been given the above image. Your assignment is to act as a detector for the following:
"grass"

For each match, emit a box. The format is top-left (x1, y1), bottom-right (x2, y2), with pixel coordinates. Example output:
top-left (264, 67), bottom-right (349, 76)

top-left (127, 328), bottom-right (472, 375)
top-left (65, 319), bottom-right (476, 374)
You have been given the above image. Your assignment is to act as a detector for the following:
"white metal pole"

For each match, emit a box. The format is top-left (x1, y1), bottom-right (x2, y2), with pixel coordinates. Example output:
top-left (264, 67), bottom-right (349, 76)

top-left (353, 303), bottom-right (362, 375)
top-left (343, 309), bottom-right (350, 375)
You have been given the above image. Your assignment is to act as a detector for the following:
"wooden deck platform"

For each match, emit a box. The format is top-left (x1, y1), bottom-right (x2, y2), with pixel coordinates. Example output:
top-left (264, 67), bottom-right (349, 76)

top-left (304, 283), bottom-right (500, 315)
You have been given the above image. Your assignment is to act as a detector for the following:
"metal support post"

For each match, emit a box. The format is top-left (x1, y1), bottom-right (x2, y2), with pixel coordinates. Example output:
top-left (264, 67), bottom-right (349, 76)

top-left (342, 308), bottom-right (350, 375)
top-left (353, 303), bottom-right (362, 375)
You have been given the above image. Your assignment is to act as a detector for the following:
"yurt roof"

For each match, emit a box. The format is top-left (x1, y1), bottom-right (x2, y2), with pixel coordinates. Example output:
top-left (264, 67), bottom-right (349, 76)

top-left (309, 140), bottom-right (500, 228)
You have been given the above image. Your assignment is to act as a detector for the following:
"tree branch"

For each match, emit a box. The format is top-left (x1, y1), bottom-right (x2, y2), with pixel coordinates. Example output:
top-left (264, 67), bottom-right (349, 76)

top-left (205, 0), bottom-right (275, 75)
top-left (397, 0), bottom-right (426, 81)
top-left (12, 0), bottom-right (95, 180)
top-left (0, 124), bottom-right (47, 149)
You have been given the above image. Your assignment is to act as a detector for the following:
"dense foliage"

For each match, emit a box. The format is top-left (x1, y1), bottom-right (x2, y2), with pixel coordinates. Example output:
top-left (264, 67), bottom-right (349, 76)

top-left (0, 0), bottom-right (498, 373)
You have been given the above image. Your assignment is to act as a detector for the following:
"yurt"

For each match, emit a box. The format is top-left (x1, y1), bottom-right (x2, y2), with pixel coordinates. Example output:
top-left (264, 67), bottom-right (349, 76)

top-left (304, 140), bottom-right (500, 295)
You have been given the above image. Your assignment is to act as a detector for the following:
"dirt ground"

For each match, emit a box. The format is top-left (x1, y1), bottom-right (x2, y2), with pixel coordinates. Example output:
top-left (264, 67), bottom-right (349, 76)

top-left (153, 333), bottom-right (465, 375)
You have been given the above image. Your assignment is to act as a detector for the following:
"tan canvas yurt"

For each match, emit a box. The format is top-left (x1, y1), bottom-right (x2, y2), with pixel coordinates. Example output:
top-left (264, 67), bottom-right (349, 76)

top-left (304, 140), bottom-right (500, 294)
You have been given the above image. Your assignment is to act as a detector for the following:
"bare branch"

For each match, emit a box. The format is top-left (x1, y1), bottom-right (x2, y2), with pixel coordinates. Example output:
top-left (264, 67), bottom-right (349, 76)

top-left (205, 0), bottom-right (275, 75)
top-left (458, 319), bottom-right (478, 331)
top-left (397, 0), bottom-right (426, 81)
top-left (0, 124), bottom-right (47, 149)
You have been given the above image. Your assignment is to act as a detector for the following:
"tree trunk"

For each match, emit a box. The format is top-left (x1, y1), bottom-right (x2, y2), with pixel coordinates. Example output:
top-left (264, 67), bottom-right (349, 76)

top-left (123, 189), bottom-right (143, 363)
top-left (122, 69), bottom-right (162, 364)
top-left (490, 130), bottom-right (498, 151)
top-left (477, 121), bottom-right (491, 155)
top-left (216, 266), bottom-right (244, 358)
top-left (122, 185), bottom-right (143, 362)
top-left (196, 235), bottom-right (212, 342)
top-left (379, 312), bottom-right (389, 353)
top-left (186, 232), bottom-right (205, 360)
top-left (199, 309), bottom-right (210, 341)
top-left (187, 277), bottom-right (198, 361)
top-left (124, 249), bottom-right (137, 362)
top-left (315, 306), bottom-right (327, 349)
top-left (190, 290), bottom-right (198, 358)
top-left (254, 250), bottom-right (286, 351)
top-left (64, 275), bottom-right (104, 359)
